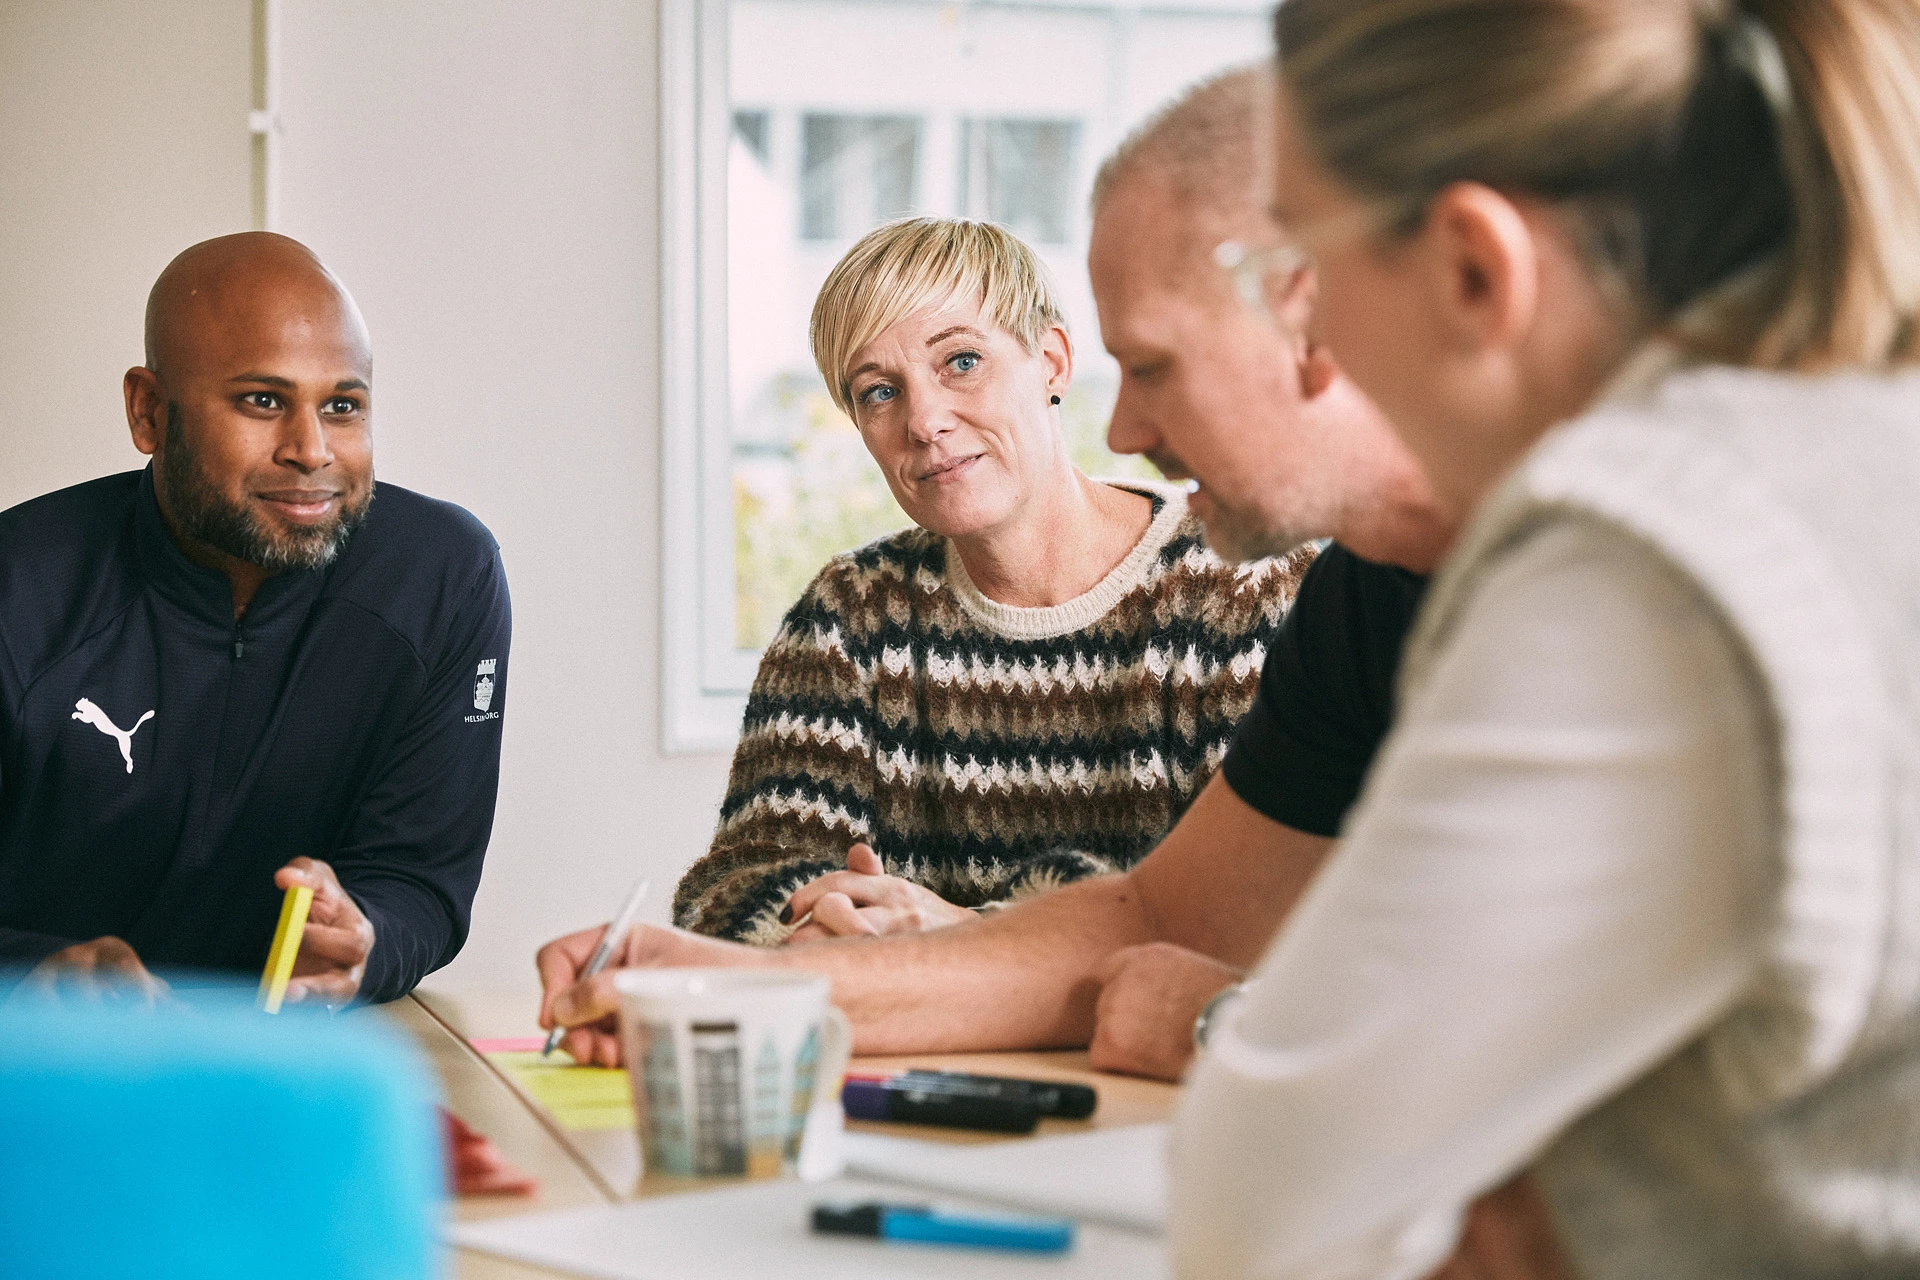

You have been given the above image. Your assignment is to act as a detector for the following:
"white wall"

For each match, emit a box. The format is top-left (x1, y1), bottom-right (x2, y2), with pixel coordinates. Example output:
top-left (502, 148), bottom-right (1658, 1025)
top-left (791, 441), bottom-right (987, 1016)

top-left (0, 1), bottom-right (735, 1016)
top-left (0, 0), bottom-right (253, 505)
top-left (273, 1), bottom-right (732, 1010)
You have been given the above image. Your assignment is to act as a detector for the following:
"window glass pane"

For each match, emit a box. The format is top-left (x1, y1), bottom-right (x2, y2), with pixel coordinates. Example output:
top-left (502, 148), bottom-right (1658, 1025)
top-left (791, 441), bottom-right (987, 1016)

top-left (799, 114), bottom-right (919, 241)
top-left (959, 119), bottom-right (1079, 245)
top-left (732, 109), bottom-right (770, 162)
top-left (728, 0), bottom-right (1267, 651)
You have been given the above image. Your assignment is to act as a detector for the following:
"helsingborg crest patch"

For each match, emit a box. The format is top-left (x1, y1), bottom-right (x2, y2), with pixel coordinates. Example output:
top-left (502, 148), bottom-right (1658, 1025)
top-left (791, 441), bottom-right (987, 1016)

top-left (473, 659), bottom-right (497, 712)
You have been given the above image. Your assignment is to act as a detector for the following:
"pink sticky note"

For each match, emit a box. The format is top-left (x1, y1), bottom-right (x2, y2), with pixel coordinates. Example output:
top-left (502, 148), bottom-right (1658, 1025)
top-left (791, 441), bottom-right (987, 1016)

top-left (470, 1036), bottom-right (548, 1054)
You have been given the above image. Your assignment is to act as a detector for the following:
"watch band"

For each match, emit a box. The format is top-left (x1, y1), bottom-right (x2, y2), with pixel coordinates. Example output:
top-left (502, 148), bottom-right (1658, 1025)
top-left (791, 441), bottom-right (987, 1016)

top-left (1192, 981), bottom-right (1248, 1051)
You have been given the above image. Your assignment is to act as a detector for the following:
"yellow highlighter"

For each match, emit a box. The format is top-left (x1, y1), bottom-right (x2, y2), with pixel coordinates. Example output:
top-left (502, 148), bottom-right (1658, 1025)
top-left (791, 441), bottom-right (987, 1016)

top-left (258, 883), bottom-right (313, 1013)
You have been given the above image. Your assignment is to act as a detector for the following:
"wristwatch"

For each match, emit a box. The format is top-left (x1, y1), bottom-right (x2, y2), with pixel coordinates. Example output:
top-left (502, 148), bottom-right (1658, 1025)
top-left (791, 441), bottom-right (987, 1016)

top-left (1192, 982), bottom-right (1247, 1051)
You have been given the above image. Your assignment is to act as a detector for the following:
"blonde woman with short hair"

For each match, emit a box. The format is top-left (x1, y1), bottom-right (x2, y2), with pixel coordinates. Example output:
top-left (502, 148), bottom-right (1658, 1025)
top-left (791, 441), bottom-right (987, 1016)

top-left (1175, 2), bottom-right (1920, 1277)
top-left (673, 218), bottom-right (1312, 944)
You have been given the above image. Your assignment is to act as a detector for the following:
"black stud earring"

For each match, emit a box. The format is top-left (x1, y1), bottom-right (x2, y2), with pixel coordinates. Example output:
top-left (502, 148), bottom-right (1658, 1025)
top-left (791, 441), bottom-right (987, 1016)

top-left (1050, 395), bottom-right (1061, 405)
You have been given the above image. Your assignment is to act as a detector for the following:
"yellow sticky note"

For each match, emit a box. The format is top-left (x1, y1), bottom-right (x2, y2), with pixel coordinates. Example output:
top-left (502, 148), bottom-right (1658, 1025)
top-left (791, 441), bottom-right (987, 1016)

top-left (488, 1051), bottom-right (635, 1131)
top-left (258, 884), bottom-right (313, 1014)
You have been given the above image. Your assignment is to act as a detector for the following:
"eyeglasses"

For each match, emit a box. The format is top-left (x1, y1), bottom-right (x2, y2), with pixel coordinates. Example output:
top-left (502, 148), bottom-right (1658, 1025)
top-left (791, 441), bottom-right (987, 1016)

top-left (1213, 238), bottom-right (1311, 315)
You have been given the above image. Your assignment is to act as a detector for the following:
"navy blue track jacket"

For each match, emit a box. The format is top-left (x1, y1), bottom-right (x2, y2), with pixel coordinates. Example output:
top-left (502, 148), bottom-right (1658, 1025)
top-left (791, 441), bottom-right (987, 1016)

top-left (0, 468), bottom-right (510, 1002)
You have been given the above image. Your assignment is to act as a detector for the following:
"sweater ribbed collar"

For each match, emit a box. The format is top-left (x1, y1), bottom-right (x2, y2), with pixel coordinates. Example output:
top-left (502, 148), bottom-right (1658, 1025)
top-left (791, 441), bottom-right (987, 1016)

top-left (942, 480), bottom-right (1189, 641)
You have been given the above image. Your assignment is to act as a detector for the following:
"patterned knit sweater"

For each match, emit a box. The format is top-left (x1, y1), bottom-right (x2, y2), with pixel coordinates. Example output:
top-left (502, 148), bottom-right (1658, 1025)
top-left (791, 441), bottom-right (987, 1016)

top-left (674, 483), bottom-right (1315, 944)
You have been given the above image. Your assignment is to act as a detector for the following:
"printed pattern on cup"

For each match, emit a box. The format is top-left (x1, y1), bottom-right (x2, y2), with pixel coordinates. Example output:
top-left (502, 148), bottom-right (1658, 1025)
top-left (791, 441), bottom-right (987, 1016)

top-left (640, 1019), bottom-right (808, 1177)
top-left (751, 1038), bottom-right (786, 1178)
top-left (620, 974), bottom-right (851, 1183)
top-left (637, 1021), bottom-right (689, 1175)
top-left (691, 1021), bottom-right (747, 1175)
top-left (786, 1024), bottom-right (819, 1162)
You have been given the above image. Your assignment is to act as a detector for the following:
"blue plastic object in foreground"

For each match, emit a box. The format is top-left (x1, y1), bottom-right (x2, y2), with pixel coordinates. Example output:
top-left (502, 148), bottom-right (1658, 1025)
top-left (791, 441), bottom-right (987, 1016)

top-left (0, 986), bottom-right (443, 1280)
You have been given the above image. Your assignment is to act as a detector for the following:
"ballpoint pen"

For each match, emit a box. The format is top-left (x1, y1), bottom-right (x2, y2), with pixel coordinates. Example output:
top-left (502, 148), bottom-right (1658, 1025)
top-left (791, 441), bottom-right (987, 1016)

top-left (541, 876), bottom-right (651, 1058)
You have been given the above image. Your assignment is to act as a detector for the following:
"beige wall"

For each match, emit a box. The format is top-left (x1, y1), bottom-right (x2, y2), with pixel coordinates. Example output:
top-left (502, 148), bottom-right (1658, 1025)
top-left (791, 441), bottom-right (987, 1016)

top-left (0, 0), bottom-right (253, 504)
top-left (0, 1), bottom-right (735, 1014)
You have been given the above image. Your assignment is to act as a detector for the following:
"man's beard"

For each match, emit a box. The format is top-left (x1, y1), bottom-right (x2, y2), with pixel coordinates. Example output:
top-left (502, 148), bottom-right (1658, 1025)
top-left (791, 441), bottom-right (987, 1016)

top-left (1146, 450), bottom-right (1307, 564)
top-left (1196, 502), bottom-right (1310, 564)
top-left (161, 405), bottom-right (372, 572)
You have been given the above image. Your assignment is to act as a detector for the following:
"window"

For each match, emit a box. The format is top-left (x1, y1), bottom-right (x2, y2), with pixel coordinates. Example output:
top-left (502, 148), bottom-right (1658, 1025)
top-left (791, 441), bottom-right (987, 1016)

top-left (732, 109), bottom-right (770, 161)
top-left (799, 114), bottom-right (920, 240)
top-left (958, 119), bottom-right (1080, 245)
top-left (662, 0), bottom-right (1272, 751)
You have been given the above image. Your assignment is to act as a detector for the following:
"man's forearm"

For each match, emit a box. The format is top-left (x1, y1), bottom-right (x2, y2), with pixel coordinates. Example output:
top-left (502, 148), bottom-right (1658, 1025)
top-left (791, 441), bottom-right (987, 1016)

top-left (747, 776), bottom-right (1330, 1052)
top-left (773, 869), bottom-right (1157, 1053)
top-left (1129, 775), bottom-right (1335, 970)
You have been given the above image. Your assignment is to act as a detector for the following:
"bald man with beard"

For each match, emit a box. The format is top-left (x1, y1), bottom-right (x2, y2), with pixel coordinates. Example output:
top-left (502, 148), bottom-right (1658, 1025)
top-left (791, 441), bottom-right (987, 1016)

top-left (0, 233), bottom-right (511, 1005)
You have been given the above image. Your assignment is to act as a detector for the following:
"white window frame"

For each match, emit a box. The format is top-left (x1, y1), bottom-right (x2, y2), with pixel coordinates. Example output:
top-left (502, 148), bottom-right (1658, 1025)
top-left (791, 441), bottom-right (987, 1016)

top-left (660, 0), bottom-right (755, 753)
top-left (657, 0), bottom-right (1270, 753)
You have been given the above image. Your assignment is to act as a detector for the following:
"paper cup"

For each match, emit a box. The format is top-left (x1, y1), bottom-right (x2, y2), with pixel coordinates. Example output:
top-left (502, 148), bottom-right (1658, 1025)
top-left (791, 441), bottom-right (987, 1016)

top-left (615, 968), bottom-right (850, 1181)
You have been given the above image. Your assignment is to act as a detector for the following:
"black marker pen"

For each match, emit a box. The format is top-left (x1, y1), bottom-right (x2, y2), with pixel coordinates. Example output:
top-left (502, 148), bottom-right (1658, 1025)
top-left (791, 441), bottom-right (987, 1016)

top-left (840, 1076), bottom-right (1041, 1132)
top-left (845, 1069), bottom-right (1098, 1119)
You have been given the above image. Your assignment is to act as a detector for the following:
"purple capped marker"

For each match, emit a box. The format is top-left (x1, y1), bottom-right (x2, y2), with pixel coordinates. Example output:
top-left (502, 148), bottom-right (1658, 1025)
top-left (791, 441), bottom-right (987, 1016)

top-left (840, 1077), bottom-right (1040, 1132)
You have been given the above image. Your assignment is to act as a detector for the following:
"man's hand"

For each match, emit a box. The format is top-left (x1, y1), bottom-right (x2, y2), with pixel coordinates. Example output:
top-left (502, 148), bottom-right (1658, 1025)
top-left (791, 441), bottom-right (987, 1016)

top-left (275, 857), bottom-right (373, 1007)
top-left (1088, 942), bottom-right (1243, 1081)
top-left (19, 936), bottom-right (169, 1005)
top-left (534, 922), bottom-right (765, 1066)
top-left (782, 843), bottom-right (976, 943)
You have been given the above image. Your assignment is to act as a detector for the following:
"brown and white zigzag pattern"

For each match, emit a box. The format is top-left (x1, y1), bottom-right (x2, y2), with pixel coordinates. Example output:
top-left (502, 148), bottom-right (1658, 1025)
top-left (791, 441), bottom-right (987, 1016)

top-left (674, 494), bottom-right (1314, 944)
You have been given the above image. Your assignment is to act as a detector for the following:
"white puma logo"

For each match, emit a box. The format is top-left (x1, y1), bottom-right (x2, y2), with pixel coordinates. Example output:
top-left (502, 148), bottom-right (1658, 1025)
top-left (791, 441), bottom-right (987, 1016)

top-left (71, 698), bottom-right (156, 774)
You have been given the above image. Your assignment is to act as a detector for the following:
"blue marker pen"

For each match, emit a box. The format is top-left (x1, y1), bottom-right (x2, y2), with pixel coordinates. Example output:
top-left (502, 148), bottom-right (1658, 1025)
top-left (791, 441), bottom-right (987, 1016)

top-left (811, 1201), bottom-right (1075, 1253)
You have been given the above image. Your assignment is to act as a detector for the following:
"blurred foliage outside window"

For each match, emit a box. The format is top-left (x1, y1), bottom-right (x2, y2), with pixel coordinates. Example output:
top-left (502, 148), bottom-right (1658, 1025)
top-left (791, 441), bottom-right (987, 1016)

top-left (733, 375), bottom-right (1157, 648)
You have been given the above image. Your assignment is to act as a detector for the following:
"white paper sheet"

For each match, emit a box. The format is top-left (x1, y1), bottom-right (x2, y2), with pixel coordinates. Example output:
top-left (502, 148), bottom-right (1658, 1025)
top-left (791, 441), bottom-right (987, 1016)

top-left (450, 1173), bottom-right (1169, 1280)
top-left (841, 1122), bottom-right (1169, 1232)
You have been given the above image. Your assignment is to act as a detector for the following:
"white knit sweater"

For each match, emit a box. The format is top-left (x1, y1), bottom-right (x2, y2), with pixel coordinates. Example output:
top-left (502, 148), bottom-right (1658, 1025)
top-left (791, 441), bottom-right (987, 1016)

top-left (1408, 358), bottom-right (1920, 1277)
top-left (1171, 358), bottom-right (1920, 1280)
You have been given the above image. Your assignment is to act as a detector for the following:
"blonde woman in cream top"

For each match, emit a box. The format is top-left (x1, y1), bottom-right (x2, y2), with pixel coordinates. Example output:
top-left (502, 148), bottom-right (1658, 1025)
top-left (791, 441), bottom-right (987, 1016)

top-left (1175, 2), bottom-right (1920, 1277)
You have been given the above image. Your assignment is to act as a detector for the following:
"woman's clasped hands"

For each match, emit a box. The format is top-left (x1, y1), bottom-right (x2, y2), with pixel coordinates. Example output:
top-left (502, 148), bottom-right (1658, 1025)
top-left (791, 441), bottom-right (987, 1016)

top-left (779, 843), bottom-right (977, 943)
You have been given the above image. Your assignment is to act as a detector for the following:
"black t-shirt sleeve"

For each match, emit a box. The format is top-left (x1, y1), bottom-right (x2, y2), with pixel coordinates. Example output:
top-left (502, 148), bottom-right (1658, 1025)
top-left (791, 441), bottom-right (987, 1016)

top-left (1221, 544), bottom-right (1428, 838)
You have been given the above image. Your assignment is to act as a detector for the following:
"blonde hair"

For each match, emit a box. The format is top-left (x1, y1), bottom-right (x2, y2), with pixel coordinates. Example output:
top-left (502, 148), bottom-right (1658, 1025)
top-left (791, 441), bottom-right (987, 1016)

top-left (809, 218), bottom-right (1067, 416)
top-left (1275, 0), bottom-right (1920, 370)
